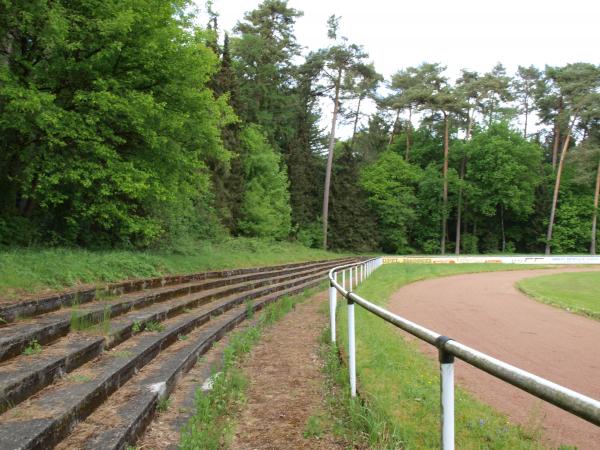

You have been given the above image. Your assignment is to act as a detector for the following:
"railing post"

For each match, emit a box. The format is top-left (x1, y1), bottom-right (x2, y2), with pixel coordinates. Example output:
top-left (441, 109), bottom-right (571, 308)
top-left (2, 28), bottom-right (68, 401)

top-left (342, 269), bottom-right (346, 290)
top-left (349, 266), bottom-right (353, 289)
top-left (348, 295), bottom-right (357, 397)
top-left (437, 337), bottom-right (455, 450)
top-left (329, 272), bottom-right (337, 343)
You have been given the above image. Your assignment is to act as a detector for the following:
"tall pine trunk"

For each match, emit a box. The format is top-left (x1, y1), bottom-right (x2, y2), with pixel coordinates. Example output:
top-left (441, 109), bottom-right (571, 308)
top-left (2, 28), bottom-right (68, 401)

top-left (551, 121), bottom-right (560, 170)
top-left (388, 109), bottom-right (400, 146)
top-left (441, 112), bottom-right (449, 255)
top-left (405, 107), bottom-right (412, 161)
top-left (591, 157), bottom-right (600, 255)
top-left (455, 157), bottom-right (466, 255)
top-left (350, 95), bottom-right (363, 148)
top-left (322, 69), bottom-right (342, 249)
top-left (500, 204), bottom-right (506, 252)
top-left (455, 109), bottom-right (472, 255)
top-left (523, 99), bottom-right (529, 138)
top-left (545, 119), bottom-right (574, 255)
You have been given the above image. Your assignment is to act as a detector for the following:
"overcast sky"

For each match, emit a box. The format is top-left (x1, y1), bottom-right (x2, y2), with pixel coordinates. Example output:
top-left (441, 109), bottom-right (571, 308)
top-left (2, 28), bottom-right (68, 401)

top-left (197, 0), bottom-right (600, 136)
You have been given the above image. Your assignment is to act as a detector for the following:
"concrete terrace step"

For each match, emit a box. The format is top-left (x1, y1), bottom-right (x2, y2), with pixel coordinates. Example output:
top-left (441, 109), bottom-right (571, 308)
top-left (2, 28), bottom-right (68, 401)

top-left (0, 257), bottom-right (352, 324)
top-left (59, 277), bottom-right (322, 450)
top-left (0, 271), bottom-right (328, 450)
top-left (0, 263), bottom-right (339, 411)
top-left (0, 258), bottom-right (349, 361)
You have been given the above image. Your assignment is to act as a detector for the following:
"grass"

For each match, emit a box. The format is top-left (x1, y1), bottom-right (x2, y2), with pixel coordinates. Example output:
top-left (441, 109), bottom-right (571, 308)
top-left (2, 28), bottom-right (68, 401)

top-left (335, 263), bottom-right (557, 449)
top-left (179, 284), bottom-right (325, 450)
top-left (67, 374), bottom-right (93, 383)
top-left (302, 413), bottom-right (326, 439)
top-left (22, 339), bottom-right (42, 356)
top-left (0, 238), bottom-right (346, 300)
top-left (319, 327), bottom-right (393, 448)
top-left (156, 396), bottom-right (171, 413)
top-left (70, 302), bottom-right (111, 334)
top-left (144, 320), bottom-right (165, 333)
top-left (517, 271), bottom-right (600, 320)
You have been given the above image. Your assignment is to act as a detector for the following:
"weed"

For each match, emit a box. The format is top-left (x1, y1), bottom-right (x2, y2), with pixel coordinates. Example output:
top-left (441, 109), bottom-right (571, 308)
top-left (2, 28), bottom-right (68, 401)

top-left (95, 288), bottom-right (118, 302)
top-left (145, 320), bottom-right (165, 333)
top-left (70, 302), bottom-right (111, 333)
top-left (112, 350), bottom-right (134, 359)
top-left (178, 334), bottom-right (189, 341)
top-left (245, 300), bottom-right (254, 319)
top-left (157, 396), bottom-right (171, 413)
top-left (23, 339), bottom-right (42, 356)
top-left (131, 321), bottom-right (142, 333)
top-left (320, 328), bottom-right (397, 448)
top-left (303, 414), bottom-right (325, 439)
top-left (67, 374), bottom-right (92, 383)
top-left (100, 304), bottom-right (111, 334)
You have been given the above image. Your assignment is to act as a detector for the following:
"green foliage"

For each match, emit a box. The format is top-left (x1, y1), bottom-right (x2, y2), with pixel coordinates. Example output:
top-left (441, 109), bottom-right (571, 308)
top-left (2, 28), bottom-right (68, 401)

top-left (236, 126), bottom-right (292, 239)
top-left (360, 151), bottom-right (421, 253)
top-left (295, 220), bottom-right (324, 249)
top-left (145, 320), bottom-right (165, 333)
top-left (466, 123), bottom-right (542, 219)
top-left (23, 339), bottom-right (42, 356)
top-left (551, 192), bottom-right (596, 253)
top-left (0, 0), bottom-right (233, 247)
top-left (329, 145), bottom-right (379, 251)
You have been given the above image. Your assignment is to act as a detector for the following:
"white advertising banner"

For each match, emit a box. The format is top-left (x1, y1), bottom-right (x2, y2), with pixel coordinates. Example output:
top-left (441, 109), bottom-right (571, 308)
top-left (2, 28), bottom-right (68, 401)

top-left (383, 255), bottom-right (600, 265)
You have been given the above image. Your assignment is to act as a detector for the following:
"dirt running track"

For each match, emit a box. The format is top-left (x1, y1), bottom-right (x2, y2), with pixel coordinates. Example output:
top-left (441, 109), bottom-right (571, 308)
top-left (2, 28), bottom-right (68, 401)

top-left (388, 268), bottom-right (600, 449)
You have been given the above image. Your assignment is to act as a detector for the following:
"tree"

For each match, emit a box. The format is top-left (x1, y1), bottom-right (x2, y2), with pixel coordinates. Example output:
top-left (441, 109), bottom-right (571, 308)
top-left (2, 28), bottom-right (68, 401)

top-left (545, 63), bottom-right (600, 254)
top-left (465, 123), bottom-right (542, 252)
top-left (513, 65), bottom-right (541, 138)
top-left (328, 144), bottom-right (378, 251)
top-left (569, 125), bottom-right (600, 254)
top-left (385, 66), bottom-right (424, 158)
top-left (285, 53), bottom-right (326, 232)
top-left (475, 63), bottom-right (514, 125)
top-left (236, 125), bottom-right (292, 239)
top-left (0, 0), bottom-right (234, 247)
top-left (453, 69), bottom-right (482, 254)
top-left (415, 63), bottom-right (462, 254)
top-left (231, 0), bottom-right (302, 149)
top-left (360, 151), bottom-right (420, 253)
top-left (348, 63), bottom-right (382, 147)
top-left (320, 15), bottom-right (368, 249)
top-left (535, 67), bottom-right (565, 170)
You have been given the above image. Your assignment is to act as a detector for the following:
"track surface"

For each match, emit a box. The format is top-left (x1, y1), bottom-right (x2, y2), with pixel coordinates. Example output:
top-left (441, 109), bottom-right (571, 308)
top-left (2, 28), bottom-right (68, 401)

top-left (388, 267), bottom-right (600, 449)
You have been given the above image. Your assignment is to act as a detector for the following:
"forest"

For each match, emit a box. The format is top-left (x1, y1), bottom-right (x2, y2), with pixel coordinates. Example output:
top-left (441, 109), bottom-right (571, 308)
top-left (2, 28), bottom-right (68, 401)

top-left (1, 0), bottom-right (600, 255)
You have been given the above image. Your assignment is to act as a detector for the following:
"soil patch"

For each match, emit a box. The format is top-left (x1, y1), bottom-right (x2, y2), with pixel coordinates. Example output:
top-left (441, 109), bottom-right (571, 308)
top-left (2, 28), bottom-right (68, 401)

top-left (229, 291), bottom-right (346, 450)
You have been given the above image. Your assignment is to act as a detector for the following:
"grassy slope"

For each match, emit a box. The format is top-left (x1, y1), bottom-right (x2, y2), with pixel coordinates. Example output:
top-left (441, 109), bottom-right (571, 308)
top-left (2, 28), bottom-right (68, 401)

top-left (0, 238), bottom-right (346, 300)
top-left (517, 271), bottom-right (600, 320)
top-left (337, 263), bottom-right (553, 449)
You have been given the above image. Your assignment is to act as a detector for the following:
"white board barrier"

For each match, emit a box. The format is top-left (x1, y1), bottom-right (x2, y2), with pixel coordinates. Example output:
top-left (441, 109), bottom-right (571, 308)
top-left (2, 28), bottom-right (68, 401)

top-left (384, 255), bottom-right (600, 265)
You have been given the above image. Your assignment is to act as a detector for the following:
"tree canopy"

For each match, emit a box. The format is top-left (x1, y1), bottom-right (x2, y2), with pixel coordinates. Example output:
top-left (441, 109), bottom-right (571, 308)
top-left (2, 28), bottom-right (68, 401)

top-left (1, 0), bottom-right (599, 255)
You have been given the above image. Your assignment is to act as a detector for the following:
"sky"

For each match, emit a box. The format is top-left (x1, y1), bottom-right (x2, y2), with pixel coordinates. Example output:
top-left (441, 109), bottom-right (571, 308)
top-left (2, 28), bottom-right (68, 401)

top-left (196, 0), bottom-right (600, 136)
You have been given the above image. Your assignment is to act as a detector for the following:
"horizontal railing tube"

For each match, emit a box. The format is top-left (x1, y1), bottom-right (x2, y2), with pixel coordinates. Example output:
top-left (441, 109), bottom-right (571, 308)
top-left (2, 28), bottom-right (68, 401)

top-left (444, 340), bottom-right (600, 426)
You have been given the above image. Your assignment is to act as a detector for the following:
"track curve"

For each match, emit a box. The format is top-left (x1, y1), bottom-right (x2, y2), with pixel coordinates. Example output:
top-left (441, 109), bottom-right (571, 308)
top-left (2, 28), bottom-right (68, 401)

top-left (388, 267), bottom-right (600, 449)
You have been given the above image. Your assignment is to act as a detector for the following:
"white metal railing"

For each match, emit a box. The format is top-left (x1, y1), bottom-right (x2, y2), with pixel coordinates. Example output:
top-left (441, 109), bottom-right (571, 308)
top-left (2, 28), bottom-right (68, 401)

top-left (328, 258), bottom-right (600, 450)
